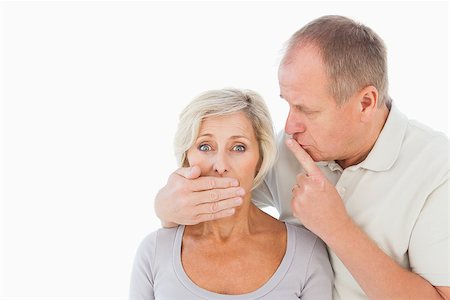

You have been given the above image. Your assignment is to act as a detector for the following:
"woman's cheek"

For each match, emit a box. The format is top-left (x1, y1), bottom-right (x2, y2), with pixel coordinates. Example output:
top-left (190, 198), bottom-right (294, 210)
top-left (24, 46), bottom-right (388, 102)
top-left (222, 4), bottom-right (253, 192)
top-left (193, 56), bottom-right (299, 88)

top-left (239, 160), bottom-right (259, 190)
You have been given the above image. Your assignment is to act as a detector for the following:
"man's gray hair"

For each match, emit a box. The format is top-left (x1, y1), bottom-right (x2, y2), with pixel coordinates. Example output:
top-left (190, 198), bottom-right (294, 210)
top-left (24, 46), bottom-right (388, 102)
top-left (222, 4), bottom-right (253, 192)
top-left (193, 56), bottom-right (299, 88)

top-left (282, 15), bottom-right (391, 107)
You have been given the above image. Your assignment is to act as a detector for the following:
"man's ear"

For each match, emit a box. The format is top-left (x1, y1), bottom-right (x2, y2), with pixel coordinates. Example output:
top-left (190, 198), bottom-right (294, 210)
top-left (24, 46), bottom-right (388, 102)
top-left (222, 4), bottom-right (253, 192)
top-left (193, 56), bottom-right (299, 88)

top-left (359, 85), bottom-right (378, 123)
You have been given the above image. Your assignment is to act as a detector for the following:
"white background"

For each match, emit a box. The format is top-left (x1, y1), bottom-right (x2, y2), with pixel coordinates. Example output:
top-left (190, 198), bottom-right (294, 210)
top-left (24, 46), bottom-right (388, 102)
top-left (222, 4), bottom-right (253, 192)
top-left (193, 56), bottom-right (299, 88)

top-left (1, 1), bottom-right (448, 299)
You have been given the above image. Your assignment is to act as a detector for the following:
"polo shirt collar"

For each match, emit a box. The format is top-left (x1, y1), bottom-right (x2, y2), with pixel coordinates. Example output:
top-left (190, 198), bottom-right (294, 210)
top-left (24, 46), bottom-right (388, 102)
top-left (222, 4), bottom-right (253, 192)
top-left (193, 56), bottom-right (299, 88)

top-left (358, 104), bottom-right (408, 171)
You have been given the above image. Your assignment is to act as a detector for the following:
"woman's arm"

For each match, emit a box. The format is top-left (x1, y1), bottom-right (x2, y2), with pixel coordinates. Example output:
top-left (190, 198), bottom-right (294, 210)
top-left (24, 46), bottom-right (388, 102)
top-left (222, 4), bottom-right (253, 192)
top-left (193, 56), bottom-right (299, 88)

top-left (302, 238), bottom-right (334, 299)
top-left (129, 233), bottom-right (157, 300)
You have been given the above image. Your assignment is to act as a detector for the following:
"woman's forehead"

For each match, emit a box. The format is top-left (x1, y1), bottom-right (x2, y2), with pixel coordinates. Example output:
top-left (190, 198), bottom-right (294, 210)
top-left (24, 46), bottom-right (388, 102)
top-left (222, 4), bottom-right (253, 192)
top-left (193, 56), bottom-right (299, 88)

top-left (198, 112), bottom-right (256, 140)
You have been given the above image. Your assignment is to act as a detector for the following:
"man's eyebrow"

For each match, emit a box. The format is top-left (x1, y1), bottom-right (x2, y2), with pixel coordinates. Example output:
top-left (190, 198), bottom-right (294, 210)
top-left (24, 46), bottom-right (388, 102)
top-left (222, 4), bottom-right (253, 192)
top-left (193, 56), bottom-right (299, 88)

top-left (295, 104), bottom-right (313, 111)
top-left (280, 97), bottom-right (313, 111)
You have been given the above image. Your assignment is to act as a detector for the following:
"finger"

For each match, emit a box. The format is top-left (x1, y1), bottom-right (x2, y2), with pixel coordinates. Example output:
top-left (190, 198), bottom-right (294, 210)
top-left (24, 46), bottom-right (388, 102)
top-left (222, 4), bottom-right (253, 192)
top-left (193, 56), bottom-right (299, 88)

top-left (195, 208), bottom-right (236, 223)
top-left (297, 171), bottom-right (326, 190)
top-left (291, 197), bottom-right (301, 218)
top-left (285, 138), bottom-right (322, 177)
top-left (194, 196), bottom-right (243, 214)
top-left (175, 165), bottom-right (202, 179)
top-left (189, 176), bottom-right (240, 192)
top-left (191, 187), bottom-right (245, 205)
top-left (291, 183), bottom-right (300, 194)
top-left (296, 173), bottom-right (309, 184)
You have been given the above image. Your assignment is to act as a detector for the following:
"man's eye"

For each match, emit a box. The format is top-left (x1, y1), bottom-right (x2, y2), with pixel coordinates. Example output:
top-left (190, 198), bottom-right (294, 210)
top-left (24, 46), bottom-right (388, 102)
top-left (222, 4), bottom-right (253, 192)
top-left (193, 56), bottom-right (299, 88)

top-left (199, 144), bottom-right (212, 151)
top-left (233, 145), bottom-right (246, 152)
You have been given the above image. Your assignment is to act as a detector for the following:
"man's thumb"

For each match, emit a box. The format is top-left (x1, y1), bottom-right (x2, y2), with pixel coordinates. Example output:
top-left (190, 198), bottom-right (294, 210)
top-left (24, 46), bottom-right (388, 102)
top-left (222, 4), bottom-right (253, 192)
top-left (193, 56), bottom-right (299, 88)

top-left (175, 165), bottom-right (201, 179)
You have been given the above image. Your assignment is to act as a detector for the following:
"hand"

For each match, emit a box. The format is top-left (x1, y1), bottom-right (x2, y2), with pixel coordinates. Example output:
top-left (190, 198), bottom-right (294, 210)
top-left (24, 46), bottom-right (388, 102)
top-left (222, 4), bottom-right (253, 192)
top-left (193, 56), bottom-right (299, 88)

top-left (154, 165), bottom-right (245, 226)
top-left (286, 138), bottom-right (351, 241)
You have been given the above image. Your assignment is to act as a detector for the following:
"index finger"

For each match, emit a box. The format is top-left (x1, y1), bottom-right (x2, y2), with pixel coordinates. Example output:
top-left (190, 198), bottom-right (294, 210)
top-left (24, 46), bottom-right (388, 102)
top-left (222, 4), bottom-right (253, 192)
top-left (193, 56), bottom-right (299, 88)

top-left (189, 176), bottom-right (240, 192)
top-left (285, 138), bottom-right (322, 177)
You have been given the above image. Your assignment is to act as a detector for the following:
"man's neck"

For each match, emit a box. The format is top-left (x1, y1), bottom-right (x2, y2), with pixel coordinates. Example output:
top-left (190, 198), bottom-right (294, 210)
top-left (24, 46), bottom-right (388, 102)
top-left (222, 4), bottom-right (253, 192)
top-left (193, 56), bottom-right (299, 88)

top-left (337, 104), bottom-right (390, 169)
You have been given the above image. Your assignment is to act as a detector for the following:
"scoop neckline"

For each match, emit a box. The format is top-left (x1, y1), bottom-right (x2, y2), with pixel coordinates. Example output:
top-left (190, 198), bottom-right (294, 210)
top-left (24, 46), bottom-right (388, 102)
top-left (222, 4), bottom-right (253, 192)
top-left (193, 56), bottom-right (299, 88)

top-left (172, 222), bottom-right (295, 299)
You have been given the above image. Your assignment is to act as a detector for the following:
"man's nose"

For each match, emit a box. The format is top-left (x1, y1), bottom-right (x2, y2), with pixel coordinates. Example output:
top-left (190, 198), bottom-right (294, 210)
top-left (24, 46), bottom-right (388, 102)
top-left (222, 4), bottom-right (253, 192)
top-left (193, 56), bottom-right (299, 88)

top-left (284, 109), bottom-right (306, 135)
top-left (213, 152), bottom-right (229, 175)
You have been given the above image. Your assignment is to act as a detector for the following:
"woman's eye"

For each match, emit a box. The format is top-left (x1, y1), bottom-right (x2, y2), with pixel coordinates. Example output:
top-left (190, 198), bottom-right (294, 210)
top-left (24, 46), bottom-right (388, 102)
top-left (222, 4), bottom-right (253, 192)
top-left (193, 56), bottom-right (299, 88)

top-left (199, 144), bottom-right (212, 151)
top-left (233, 145), bottom-right (246, 152)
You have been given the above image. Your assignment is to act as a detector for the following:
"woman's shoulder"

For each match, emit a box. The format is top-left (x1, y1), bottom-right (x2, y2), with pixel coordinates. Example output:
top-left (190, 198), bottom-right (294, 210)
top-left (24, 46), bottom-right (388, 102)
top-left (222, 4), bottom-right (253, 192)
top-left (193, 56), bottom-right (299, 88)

top-left (286, 223), bottom-right (320, 245)
top-left (285, 222), bottom-right (333, 278)
top-left (285, 223), bottom-right (329, 260)
top-left (135, 226), bottom-right (182, 259)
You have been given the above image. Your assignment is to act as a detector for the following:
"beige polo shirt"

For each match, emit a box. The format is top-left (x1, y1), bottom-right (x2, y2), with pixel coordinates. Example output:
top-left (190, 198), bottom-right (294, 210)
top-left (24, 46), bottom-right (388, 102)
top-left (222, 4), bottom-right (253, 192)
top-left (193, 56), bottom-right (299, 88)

top-left (253, 105), bottom-right (449, 299)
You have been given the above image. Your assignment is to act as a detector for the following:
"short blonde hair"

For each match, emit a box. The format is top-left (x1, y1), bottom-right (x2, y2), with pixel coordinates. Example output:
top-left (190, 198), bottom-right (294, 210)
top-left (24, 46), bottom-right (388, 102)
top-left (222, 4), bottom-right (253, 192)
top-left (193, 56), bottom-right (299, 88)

top-left (174, 88), bottom-right (276, 190)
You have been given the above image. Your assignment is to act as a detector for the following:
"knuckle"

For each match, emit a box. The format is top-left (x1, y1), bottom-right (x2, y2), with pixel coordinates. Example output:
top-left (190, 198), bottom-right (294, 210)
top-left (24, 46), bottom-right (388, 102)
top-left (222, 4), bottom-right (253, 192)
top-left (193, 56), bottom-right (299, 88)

top-left (208, 178), bottom-right (216, 189)
top-left (300, 173), bottom-right (309, 181)
top-left (210, 201), bottom-right (218, 213)
top-left (299, 183), bottom-right (306, 192)
top-left (292, 183), bottom-right (302, 194)
top-left (186, 178), bottom-right (197, 192)
top-left (209, 190), bottom-right (219, 201)
top-left (205, 213), bottom-right (215, 221)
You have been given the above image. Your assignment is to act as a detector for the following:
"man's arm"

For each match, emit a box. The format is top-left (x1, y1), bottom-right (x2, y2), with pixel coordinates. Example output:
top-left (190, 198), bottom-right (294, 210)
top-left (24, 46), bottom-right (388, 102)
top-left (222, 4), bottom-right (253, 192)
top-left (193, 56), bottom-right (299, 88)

top-left (154, 165), bottom-right (245, 226)
top-left (326, 218), bottom-right (449, 299)
top-left (286, 138), bottom-right (449, 299)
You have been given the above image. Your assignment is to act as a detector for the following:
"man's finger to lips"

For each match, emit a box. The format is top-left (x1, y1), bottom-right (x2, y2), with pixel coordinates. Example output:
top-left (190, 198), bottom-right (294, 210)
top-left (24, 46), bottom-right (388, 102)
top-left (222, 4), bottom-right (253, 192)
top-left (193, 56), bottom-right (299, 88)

top-left (286, 138), bottom-right (321, 177)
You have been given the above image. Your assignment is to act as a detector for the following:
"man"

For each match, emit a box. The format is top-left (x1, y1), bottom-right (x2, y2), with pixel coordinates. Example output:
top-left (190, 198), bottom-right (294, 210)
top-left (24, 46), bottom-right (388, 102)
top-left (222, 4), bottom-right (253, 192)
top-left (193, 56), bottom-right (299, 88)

top-left (155, 15), bottom-right (449, 299)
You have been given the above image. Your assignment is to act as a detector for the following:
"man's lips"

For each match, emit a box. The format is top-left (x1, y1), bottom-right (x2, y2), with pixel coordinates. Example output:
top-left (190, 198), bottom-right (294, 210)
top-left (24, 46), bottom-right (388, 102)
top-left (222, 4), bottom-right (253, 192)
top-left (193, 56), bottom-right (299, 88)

top-left (290, 135), bottom-right (310, 148)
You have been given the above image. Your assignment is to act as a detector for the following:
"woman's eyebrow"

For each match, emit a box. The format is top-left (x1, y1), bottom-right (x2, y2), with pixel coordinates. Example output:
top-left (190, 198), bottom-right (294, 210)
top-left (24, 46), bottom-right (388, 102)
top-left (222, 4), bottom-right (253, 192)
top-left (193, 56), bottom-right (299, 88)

top-left (197, 134), bottom-right (251, 140)
top-left (230, 135), bottom-right (250, 141)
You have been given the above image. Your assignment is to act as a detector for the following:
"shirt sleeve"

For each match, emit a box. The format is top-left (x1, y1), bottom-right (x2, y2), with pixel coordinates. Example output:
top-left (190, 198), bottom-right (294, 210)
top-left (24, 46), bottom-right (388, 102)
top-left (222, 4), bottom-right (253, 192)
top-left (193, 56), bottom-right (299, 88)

top-left (129, 231), bottom-right (157, 300)
top-left (252, 178), bottom-right (276, 209)
top-left (302, 238), bottom-right (334, 299)
top-left (409, 177), bottom-right (450, 286)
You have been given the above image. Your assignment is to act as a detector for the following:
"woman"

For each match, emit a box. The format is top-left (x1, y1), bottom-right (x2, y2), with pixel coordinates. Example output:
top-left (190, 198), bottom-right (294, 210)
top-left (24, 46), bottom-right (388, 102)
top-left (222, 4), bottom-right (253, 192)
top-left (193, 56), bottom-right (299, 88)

top-left (130, 88), bottom-right (333, 299)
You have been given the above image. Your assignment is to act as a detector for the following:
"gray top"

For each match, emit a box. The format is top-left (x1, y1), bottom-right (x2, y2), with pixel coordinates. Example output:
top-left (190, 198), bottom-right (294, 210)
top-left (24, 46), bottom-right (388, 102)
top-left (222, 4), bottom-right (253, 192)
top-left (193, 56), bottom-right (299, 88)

top-left (130, 222), bottom-right (333, 299)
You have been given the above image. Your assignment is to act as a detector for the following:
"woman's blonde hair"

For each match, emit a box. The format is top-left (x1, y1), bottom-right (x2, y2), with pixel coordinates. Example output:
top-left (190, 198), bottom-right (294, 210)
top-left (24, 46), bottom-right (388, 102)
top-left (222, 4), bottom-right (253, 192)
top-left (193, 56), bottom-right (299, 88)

top-left (174, 88), bottom-right (276, 190)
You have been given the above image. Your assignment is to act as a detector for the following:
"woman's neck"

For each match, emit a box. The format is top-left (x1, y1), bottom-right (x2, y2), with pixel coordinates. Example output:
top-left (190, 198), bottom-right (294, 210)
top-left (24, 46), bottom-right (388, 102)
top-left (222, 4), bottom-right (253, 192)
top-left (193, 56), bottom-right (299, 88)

top-left (189, 196), bottom-right (263, 242)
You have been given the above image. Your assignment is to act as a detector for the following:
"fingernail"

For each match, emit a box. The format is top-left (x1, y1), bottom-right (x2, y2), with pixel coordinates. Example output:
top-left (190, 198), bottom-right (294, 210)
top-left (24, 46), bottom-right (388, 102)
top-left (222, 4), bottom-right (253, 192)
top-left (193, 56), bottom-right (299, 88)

top-left (236, 188), bottom-right (245, 196)
top-left (231, 179), bottom-right (239, 187)
top-left (234, 198), bottom-right (243, 205)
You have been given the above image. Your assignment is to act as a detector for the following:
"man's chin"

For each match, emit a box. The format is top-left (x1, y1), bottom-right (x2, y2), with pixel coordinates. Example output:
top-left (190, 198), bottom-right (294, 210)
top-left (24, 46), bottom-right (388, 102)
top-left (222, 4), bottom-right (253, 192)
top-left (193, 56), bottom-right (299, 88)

top-left (303, 148), bottom-right (323, 162)
top-left (292, 141), bottom-right (326, 162)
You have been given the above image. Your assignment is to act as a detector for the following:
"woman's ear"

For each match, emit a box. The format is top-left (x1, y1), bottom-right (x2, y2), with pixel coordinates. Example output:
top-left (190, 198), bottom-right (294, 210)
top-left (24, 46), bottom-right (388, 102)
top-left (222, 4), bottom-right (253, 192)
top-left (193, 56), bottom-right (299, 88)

top-left (255, 156), bottom-right (262, 176)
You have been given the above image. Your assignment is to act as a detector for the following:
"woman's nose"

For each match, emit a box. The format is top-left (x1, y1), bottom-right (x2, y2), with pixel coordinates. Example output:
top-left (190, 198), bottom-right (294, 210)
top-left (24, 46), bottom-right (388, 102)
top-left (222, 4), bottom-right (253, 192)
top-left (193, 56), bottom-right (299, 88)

top-left (213, 152), bottom-right (228, 175)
